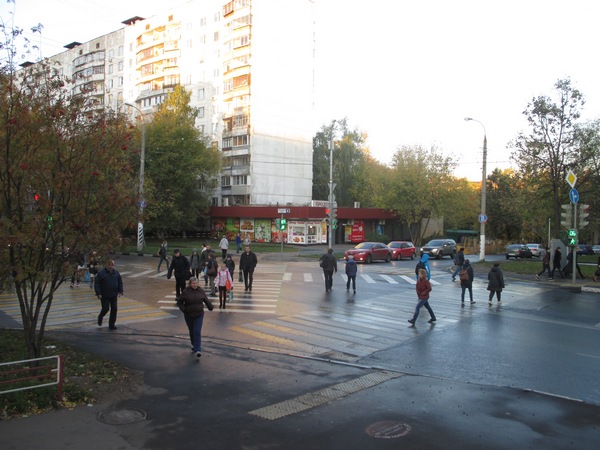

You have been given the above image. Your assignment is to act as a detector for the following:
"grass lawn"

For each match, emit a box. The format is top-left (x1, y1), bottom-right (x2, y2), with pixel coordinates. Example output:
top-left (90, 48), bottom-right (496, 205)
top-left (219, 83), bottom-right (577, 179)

top-left (123, 238), bottom-right (299, 255)
top-left (472, 254), bottom-right (599, 278)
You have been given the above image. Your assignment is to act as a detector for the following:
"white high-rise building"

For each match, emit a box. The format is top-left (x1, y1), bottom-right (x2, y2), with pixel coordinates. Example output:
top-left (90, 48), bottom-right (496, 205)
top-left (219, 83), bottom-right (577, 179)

top-left (20, 0), bottom-right (316, 207)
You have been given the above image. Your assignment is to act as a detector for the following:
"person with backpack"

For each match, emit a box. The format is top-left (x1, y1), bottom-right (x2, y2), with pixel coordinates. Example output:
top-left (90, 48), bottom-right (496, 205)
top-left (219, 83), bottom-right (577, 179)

top-left (205, 252), bottom-right (219, 297)
top-left (345, 254), bottom-right (357, 293)
top-left (451, 247), bottom-right (465, 282)
top-left (459, 259), bottom-right (475, 305)
top-left (319, 248), bottom-right (338, 292)
top-left (408, 268), bottom-right (436, 325)
top-left (414, 253), bottom-right (431, 280)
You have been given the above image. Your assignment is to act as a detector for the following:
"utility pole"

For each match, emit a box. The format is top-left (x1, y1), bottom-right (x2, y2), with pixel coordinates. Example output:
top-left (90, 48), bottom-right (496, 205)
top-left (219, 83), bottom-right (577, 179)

top-left (328, 121), bottom-right (336, 249)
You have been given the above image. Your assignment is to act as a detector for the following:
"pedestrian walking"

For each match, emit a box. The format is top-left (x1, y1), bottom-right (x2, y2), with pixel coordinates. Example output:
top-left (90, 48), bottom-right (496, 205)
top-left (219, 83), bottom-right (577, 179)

top-left (459, 259), bottom-right (475, 305)
top-left (167, 249), bottom-right (191, 299)
top-left (205, 252), bottom-right (219, 296)
top-left (487, 262), bottom-right (505, 306)
top-left (451, 247), bottom-right (465, 282)
top-left (243, 233), bottom-right (251, 246)
top-left (87, 250), bottom-right (100, 289)
top-left (564, 250), bottom-right (585, 279)
top-left (224, 253), bottom-right (235, 278)
top-left (408, 268), bottom-right (436, 325)
top-left (549, 247), bottom-right (564, 280)
top-left (190, 249), bottom-right (201, 278)
top-left (69, 250), bottom-right (85, 288)
top-left (345, 254), bottom-right (357, 293)
top-left (200, 244), bottom-right (215, 287)
top-left (239, 245), bottom-right (258, 291)
top-left (319, 248), bottom-right (338, 292)
top-left (157, 240), bottom-right (169, 273)
top-left (414, 253), bottom-right (431, 280)
top-left (177, 277), bottom-right (213, 359)
top-left (235, 232), bottom-right (242, 253)
top-left (219, 235), bottom-right (229, 260)
top-left (215, 263), bottom-right (234, 309)
top-left (536, 247), bottom-right (551, 280)
top-left (94, 259), bottom-right (123, 330)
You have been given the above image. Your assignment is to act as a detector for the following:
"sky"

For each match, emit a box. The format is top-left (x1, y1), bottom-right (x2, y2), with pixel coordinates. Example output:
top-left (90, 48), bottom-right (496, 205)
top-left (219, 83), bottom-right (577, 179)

top-left (3, 0), bottom-right (600, 180)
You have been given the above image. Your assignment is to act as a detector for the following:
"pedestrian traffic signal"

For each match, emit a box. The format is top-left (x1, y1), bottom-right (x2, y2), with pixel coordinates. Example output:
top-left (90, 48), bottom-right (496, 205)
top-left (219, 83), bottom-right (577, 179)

top-left (275, 218), bottom-right (280, 229)
top-left (579, 204), bottom-right (590, 228)
top-left (567, 229), bottom-right (578, 246)
top-left (47, 215), bottom-right (53, 230)
top-left (279, 218), bottom-right (287, 231)
top-left (33, 192), bottom-right (40, 202)
top-left (560, 204), bottom-right (572, 228)
top-left (333, 219), bottom-right (338, 230)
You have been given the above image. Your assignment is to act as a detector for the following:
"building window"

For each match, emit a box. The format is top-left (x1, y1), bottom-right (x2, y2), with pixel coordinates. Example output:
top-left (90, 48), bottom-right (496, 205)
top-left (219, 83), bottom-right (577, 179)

top-left (118, 45), bottom-right (124, 56)
top-left (221, 176), bottom-right (231, 187)
top-left (108, 64), bottom-right (114, 74)
top-left (198, 107), bottom-right (205, 118)
top-left (197, 88), bottom-right (205, 100)
top-left (233, 114), bottom-right (248, 128)
top-left (108, 49), bottom-right (114, 59)
top-left (233, 135), bottom-right (248, 147)
top-left (118, 61), bottom-right (124, 71)
top-left (233, 175), bottom-right (247, 185)
top-left (214, 31), bottom-right (219, 41)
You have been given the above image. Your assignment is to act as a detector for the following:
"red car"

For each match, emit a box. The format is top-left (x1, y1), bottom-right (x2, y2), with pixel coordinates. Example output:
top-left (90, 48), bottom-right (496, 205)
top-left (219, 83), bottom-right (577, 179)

top-left (387, 241), bottom-right (417, 260)
top-left (344, 242), bottom-right (392, 263)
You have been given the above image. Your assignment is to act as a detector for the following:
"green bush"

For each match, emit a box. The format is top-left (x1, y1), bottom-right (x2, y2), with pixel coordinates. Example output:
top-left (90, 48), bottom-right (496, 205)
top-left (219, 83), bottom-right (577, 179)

top-left (365, 232), bottom-right (389, 243)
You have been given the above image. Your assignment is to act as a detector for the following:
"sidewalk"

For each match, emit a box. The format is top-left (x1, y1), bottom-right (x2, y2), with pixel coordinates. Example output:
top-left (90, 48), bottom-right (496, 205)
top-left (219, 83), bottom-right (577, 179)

top-left (2, 320), bottom-right (600, 449)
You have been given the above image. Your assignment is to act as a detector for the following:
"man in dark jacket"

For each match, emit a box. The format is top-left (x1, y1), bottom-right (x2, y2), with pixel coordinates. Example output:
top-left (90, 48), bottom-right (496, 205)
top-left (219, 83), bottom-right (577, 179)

top-left (487, 263), bottom-right (505, 305)
top-left (239, 245), bottom-right (258, 291)
top-left (95, 259), bottom-right (123, 330)
top-left (549, 247), bottom-right (563, 280)
top-left (199, 244), bottom-right (215, 287)
top-left (452, 247), bottom-right (465, 282)
top-left (168, 249), bottom-right (190, 299)
top-left (319, 248), bottom-right (338, 292)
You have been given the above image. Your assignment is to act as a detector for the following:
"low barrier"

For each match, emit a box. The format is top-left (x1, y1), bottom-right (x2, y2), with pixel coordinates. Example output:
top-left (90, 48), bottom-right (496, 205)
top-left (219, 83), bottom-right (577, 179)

top-left (0, 355), bottom-right (64, 399)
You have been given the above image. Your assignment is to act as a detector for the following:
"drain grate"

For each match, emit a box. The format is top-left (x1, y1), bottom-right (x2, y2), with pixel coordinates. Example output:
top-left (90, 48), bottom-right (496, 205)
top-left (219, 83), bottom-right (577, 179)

top-left (249, 370), bottom-right (403, 421)
top-left (97, 408), bottom-right (147, 425)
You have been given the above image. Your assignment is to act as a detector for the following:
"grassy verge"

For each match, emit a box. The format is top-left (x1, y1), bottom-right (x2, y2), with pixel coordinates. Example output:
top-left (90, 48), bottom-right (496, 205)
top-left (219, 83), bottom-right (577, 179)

top-left (472, 256), bottom-right (598, 278)
top-left (0, 330), bottom-right (138, 420)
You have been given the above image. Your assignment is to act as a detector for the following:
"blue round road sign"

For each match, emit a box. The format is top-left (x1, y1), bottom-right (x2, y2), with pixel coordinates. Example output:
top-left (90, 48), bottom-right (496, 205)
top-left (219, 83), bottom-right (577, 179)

top-left (479, 213), bottom-right (488, 223)
top-left (569, 188), bottom-right (579, 204)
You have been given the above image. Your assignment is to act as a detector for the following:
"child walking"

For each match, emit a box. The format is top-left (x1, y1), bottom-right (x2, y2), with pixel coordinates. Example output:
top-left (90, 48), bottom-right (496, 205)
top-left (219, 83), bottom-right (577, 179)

top-left (215, 263), bottom-right (233, 309)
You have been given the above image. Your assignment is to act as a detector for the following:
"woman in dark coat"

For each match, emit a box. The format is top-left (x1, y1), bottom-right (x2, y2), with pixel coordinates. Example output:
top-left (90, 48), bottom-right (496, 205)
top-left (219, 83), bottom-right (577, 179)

top-left (177, 277), bottom-right (213, 358)
top-left (460, 259), bottom-right (475, 305)
top-left (487, 262), bottom-right (505, 306)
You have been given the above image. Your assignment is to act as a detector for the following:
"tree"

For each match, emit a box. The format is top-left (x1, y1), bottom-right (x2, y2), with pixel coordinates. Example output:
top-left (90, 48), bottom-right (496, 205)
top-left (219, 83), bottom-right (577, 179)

top-left (384, 145), bottom-right (457, 245)
top-left (142, 85), bottom-right (220, 236)
top-left (0, 33), bottom-right (137, 357)
top-left (510, 78), bottom-right (598, 236)
top-left (312, 118), bottom-right (368, 207)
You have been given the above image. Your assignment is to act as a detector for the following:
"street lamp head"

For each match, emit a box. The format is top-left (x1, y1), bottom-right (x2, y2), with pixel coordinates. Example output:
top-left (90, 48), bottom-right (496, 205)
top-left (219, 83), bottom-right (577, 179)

top-left (464, 117), bottom-right (473, 122)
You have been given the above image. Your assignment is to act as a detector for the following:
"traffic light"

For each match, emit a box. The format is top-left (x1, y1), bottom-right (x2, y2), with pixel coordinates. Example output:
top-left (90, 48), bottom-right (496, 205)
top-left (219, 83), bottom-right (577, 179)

top-left (579, 204), bottom-right (590, 228)
top-left (47, 215), bottom-right (53, 230)
top-left (325, 208), bottom-right (330, 225)
top-left (279, 218), bottom-right (287, 231)
top-left (33, 192), bottom-right (40, 202)
top-left (333, 219), bottom-right (338, 230)
top-left (567, 229), bottom-right (578, 246)
top-left (275, 218), bottom-right (280, 229)
top-left (560, 204), bottom-right (572, 228)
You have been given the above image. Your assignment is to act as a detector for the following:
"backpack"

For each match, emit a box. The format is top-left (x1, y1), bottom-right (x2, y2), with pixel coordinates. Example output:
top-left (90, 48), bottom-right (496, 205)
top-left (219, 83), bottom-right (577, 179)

top-left (159, 246), bottom-right (166, 256)
top-left (415, 261), bottom-right (425, 275)
top-left (459, 268), bottom-right (469, 281)
top-left (207, 259), bottom-right (217, 276)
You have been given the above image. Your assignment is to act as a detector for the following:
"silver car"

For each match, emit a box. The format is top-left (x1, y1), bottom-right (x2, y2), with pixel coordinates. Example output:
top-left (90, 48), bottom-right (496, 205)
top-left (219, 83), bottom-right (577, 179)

top-left (526, 243), bottom-right (546, 258)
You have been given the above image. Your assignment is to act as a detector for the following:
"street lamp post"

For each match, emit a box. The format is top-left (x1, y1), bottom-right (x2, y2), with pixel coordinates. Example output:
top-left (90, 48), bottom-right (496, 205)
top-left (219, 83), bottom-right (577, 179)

top-left (125, 103), bottom-right (146, 253)
top-left (328, 121), bottom-right (336, 249)
top-left (465, 117), bottom-right (487, 262)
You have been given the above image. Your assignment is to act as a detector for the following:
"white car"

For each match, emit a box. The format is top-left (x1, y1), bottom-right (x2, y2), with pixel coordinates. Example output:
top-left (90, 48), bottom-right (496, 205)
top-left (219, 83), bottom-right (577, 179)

top-left (593, 245), bottom-right (600, 255)
top-left (526, 244), bottom-right (546, 258)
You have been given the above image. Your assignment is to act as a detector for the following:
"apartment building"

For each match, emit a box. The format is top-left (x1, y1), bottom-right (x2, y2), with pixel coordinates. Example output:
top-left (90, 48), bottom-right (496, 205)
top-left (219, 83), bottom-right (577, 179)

top-left (20, 0), bottom-right (316, 207)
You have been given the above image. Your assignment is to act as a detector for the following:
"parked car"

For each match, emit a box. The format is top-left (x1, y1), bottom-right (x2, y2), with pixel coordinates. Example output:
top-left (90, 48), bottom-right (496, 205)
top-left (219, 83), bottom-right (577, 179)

top-left (387, 241), bottom-right (417, 260)
top-left (344, 242), bottom-right (392, 263)
top-left (593, 245), bottom-right (600, 255)
top-left (576, 244), bottom-right (595, 256)
top-left (419, 239), bottom-right (457, 260)
top-left (526, 243), bottom-right (546, 258)
top-left (505, 244), bottom-right (533, 259)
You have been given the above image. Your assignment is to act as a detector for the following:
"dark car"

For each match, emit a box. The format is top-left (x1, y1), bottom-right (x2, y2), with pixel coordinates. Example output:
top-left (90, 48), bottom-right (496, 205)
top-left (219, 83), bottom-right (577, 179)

top-left (576, 244), bottom-right (595, 256)
top-left (505, 244), bottom-right (533, 259)
top-left (387, 241), bottom-right (417, 260)
top-left (344, 242), bottom-right (392, 263)
top-left (419, 239), bottom-right (457, 260)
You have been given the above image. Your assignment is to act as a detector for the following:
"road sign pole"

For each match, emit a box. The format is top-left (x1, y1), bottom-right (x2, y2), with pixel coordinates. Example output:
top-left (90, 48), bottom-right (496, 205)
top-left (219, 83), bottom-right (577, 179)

top-left (280, 214), bottom-right (284, 259)
top-left (572, 203), bottom-right (577, 284)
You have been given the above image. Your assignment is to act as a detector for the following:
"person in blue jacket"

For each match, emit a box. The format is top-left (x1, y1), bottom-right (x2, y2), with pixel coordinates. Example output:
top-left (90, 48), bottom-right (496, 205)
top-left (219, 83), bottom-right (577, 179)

top-left (345, 255), bottom-right (358, 293)
top-left (415, 253), bottom-right (431, 280)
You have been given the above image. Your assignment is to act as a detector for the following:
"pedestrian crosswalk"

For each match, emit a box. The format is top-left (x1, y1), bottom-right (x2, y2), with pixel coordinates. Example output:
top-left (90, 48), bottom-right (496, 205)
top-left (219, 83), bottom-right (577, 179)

top-left (0, 284), bottom-right (175, 331)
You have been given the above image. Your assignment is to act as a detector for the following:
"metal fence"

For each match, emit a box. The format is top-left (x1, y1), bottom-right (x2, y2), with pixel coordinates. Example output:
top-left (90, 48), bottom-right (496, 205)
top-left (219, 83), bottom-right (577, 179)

top-left (0, 355), bottom-right (64, 399)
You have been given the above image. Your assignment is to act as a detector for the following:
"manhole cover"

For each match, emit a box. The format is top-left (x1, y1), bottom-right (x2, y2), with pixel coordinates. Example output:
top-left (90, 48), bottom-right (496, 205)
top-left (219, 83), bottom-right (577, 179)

top-left (366, 421), bottom-right (411, 439)
top-left (97, 408), bottom-right (147, 425)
